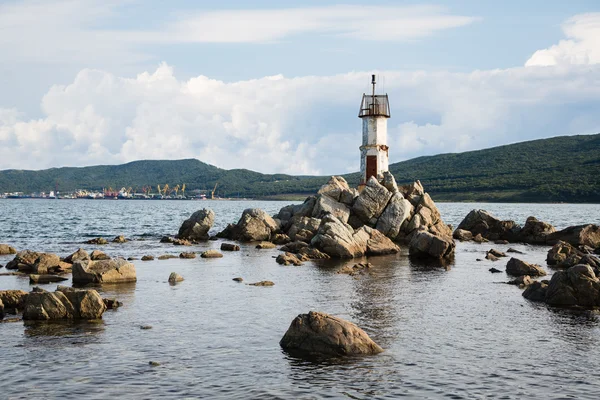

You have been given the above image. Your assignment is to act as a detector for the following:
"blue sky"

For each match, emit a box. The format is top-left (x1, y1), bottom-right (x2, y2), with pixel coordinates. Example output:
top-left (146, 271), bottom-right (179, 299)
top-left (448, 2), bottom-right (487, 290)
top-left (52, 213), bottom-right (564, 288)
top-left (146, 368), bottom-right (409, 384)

top-left (1, 0), bottom-right (599, 174)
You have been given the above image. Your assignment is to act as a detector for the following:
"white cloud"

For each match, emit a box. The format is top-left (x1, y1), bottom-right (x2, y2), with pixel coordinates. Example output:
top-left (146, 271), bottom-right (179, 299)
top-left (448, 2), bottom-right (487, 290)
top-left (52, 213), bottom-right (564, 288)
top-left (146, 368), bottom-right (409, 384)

top-left (1, 63), bottom-right (600, 175)
top-left (149, 5), bottom-right (478, 43)
top-left (526, 13), bottom-right (600, 66)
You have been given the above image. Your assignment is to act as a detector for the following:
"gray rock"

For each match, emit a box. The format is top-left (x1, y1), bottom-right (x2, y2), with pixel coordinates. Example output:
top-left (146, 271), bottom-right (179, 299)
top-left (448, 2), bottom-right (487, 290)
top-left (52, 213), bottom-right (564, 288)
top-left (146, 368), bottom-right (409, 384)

top-left (339, 188), bottom-right (359, 206)
top-left (279, 311), bottom-right (383, 357)
top-left (5, 250), bottom-right (42, 270)
top-left (201, 250), bottom-right (223, 258)
top-left (453, 229), bottom-right (473, 241)
top-left (522, 281), bottom-right (549, 302)
top-left (352, 176), bottom-right (393, 224)
top-left (375, 193), bottom-right (412, 240)
top-left (178, 209), bottom-right (215, 241)
top-left (312, 195), bottom-right (350, 223)
top-left (280, 241), bottom-right (310, 253)
top-left (408, 229), bottom-right (455, 259)
top-left (287, 216), bottom-right (321, 242)
top-left (382, 171), bottom-right (399, 193)
top-left (311, 214), bottom-right (367, 258)
top-left (219, 208), bottom-right (279, 242)
top-left (29, 274), bottom-right (68, 284)
top-left (317, 176), bottom-right (350, 202)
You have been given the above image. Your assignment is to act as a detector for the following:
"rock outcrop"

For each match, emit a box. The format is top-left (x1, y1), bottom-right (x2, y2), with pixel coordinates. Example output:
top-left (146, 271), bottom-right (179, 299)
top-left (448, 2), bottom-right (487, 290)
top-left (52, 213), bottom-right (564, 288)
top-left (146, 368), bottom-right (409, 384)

top-left (546, 241), bottom-right (600, 270)
top-left (23, 286), bottom-right (106, 320)
top-left (279, 311), bottom-right (383, 357)
top-left (454, 210), bottom-right (520, 242)
top-left (5, 250), bottom-right (42, 270)
top-left (64, 248), bottom-right (90, 264)
top-left (272, 175), bottom-right (454, 259)
top-left (217, 209), bottom-right (279, 242)
top-left (518, 217), bottom-right (556, 244)
top-left (72, 259), bottom-right (137, 284)
top-left (178, 209), bottom-right (215, 241)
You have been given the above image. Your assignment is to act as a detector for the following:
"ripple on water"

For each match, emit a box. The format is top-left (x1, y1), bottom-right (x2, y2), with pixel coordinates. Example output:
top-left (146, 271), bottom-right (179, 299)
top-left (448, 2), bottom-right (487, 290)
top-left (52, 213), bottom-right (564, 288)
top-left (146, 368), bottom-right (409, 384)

top-left (1, 200), bottom-right (600, 398)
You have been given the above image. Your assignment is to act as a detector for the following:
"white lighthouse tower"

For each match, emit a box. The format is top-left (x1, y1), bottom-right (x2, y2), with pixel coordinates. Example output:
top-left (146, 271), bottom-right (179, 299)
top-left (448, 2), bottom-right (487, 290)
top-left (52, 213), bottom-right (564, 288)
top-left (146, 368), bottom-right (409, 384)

top-left (358, 74), bottom-right (390, 188)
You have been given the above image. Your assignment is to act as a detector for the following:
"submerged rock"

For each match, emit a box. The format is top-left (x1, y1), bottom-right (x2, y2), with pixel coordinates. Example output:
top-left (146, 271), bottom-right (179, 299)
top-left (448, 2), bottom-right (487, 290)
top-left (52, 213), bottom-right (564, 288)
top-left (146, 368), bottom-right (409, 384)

top-left (256, 242), bottom-right (276, 249)
top-left (72, 259), bottom-right (137, 284)
top-left (178, 209), bottom-right (215, 241)
top-left (179, 252), bottom-right (196, 259)
top-left (29, 274), bottom-right (68, 284)
top-left (279, 311), bottom-right (383, 357)
top-left (337, 262), bottom-right (372, 276)
top-left (112, 235), bottom-right (128, 243)
top-left (157, 254), bottom-right (178, 260)
top-left (85, 238), bottom-right (108, 245)
top-left (141, 255), bottom-right (154, 261)
top-left (248, 281), bottom-right (274, 286)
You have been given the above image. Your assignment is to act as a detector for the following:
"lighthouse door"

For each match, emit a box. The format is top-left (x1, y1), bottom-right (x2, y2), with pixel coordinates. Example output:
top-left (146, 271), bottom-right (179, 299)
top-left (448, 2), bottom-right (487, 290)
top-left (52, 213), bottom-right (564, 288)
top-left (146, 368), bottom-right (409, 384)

top-left (366, 155), bottom-right (377, 181)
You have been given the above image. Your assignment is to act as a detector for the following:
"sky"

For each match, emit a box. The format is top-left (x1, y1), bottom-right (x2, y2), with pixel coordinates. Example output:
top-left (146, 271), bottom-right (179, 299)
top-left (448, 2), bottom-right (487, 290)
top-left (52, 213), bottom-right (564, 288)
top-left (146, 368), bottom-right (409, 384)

top-left (1, 0), bottom-right (600, 175)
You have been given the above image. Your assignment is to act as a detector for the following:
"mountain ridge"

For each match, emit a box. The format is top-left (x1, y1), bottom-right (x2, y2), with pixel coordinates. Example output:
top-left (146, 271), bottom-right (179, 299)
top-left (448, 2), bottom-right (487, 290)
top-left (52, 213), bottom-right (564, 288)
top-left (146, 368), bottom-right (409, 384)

top-left (1, 133), bottom-right (599, 202)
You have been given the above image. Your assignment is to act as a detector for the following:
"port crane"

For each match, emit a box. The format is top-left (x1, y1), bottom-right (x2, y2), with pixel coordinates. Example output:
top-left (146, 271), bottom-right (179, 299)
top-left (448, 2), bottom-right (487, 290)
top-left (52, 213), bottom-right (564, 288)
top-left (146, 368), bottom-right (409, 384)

top-left (181, 184), bottom-right (186, 197)
top-left (211, 183), bottom-right (218, 199)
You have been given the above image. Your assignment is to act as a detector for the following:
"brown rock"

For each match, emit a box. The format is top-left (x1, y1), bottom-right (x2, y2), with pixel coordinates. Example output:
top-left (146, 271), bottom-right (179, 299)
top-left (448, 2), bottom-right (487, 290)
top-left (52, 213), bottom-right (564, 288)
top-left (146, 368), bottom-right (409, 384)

top-left (141, 255), bottom-right (155, 261)
top-left (0, 290), bottom-right (28, 312)
top-left (337, 262), bottom-right (372, 276)
top-left (85, 238), bottom-right (108, 245)
top-left (276, 252), bottom-right (304, 266)
top-left (272, 234), bottom-right (291, 245)
top-left (0, 244), bottom-right (17, 255)
top-left (279, 311), bottom-right (383, 357)
top-left (112, 235), bottom-right (128, 243)
top-left (506, 258), bottom-right (546, 277)
top-left (547, 224), bottom-right (600, 248)
top-left (90, 250), bottom-right (110, 261)
top-left (297, 247), bottom-right (330, 260)
top-left (178, 209), bottom-right (214, 241)
top-left (248, 281), bottom-right (274, 286)
top-left (179, 252), bottom-right (196, 259)
top-left (5, 250), bottom-right (42, 270)
top-left (221, 243), bottom-right (240, 251)
top-left (453, 229), bottom-right (473, 241)
top-left (72, 259), bottom-right (137, 284)
top-left (522, 281), bottom-right (549, 302)
top-left (168, 272), bottom-right (184, 283)
top-left (29, 274), bottom-right (69, 284)
top-left (64, 248), bottom-right (90, 264)
top-left (201, 250), bottom-right (223, 258)
top-left (157, 254), bottom-right (178, 260)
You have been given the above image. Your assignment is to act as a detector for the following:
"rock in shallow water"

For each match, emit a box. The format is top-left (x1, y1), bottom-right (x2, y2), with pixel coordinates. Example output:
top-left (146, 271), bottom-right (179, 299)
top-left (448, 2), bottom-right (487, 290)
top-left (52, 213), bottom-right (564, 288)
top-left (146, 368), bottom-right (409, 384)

top-left (72, 259), bottom-right (137, 284)
top-left (506, 258), bottom-right (546, 277)
top-left (178, 209), bottom-right (215, 241)
top-left (168, 272), bottom-right (184, 283)
top-left (201, 250), bottom-right (223, 258)
top-left (279, 311), bottom-right (383, 357)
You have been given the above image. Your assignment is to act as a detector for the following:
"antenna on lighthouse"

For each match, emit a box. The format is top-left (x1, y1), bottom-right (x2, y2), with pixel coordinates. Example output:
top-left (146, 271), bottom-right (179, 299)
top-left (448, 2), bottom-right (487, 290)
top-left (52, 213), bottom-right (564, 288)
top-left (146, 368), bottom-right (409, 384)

top-left (371, 74), bottom-right (376, 98)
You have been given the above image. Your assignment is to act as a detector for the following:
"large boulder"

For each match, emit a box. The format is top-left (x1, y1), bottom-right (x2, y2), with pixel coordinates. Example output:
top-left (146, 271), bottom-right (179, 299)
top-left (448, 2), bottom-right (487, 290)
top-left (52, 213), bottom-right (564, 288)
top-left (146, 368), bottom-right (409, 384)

top-left (28, 253), bottom-right (61, 274)
top-left (355, 226), bottom-right (400, 256)
top-left (311, 214), bottom-right (366, 258)
top-left (279, 311), bottom-right (383, 357)
top-left (545, 265), bottom-right (600, 307)
top-left (522, 281), bottom-right (549, 302)
top-left (352, 176), bottom-right (393, 225)
top-left (547, 241), bottom-right (581, 266)
top-left (506, 258), bottom-right (546, 277)
top-left (178, 209), bottom-right (214, 241)
top-left (72, 259), bottom-right (137, 284)
top-left (517, 217), bottom-right (556, 244)
top-left (317, 176), bottom-right (350, 202)
top-left (0, 244), bottom-right (17, 255)
top-left (375, 193), bottom-right (412, 240)
top-left (218, 208), bottom-right (279, 242)
top-left (409, 229), bottom-right (455, 259)
top-left (399, 180), bottom-right (425, 206)
top-left (454, 210), bottom-right (520, 242)
top-left (5, 250), bottom-right (42, 270)
top-left (312, 195), bottom-right (350, 223)
top-left (23, 287), bottom-right (106, 320)
top-left (56, 286), bottom-right (106, 319)
top-left (382, 171), bottom-right (399, 194)
top-left (453, 229), bottom-right (473, 241)
top-left (547, 224), bottom-right (600, 248)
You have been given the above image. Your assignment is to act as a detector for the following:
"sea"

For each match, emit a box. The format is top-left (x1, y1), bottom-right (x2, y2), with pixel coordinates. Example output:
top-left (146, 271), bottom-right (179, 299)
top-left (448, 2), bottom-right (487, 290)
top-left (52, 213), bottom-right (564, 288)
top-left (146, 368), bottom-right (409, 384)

top-left (1, 199), bottom-right (600, 399)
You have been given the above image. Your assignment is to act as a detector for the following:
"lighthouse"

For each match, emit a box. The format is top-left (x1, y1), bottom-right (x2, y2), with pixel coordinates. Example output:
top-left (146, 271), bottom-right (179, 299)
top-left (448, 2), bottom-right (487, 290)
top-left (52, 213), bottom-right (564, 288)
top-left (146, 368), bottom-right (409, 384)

top-left (358, 74), bottom-right (390, 187)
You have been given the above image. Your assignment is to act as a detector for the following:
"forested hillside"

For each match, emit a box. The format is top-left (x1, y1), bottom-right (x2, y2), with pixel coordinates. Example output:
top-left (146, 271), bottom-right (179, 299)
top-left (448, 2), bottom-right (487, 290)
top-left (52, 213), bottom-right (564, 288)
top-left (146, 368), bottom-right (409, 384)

top-left (0, 134), bottom-right (598, 202)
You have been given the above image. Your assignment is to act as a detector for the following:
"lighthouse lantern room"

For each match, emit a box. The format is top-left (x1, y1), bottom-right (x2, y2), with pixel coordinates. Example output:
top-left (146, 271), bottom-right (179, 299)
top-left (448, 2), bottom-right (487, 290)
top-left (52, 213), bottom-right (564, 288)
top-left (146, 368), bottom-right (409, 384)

top-left (358, 74), bottom-right (390, 188)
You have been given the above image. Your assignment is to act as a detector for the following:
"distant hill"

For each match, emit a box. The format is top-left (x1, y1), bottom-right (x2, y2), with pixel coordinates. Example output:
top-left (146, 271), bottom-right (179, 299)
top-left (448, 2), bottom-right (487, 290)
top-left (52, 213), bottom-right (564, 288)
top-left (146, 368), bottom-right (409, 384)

top-left (1, 133), bottom-right (599, 202)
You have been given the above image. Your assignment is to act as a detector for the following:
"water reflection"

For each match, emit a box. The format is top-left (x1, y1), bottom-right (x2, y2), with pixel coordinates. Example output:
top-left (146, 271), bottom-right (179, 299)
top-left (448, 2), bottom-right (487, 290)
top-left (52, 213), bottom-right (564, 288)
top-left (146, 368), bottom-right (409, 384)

top-left (23, 319), bottom-right (105, 342)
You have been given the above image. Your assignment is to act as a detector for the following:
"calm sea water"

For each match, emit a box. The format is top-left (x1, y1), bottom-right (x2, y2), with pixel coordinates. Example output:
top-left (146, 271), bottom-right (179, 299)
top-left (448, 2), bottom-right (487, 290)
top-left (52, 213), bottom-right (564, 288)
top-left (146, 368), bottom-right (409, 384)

top-left (1, 199), bottom-right (600, 399)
